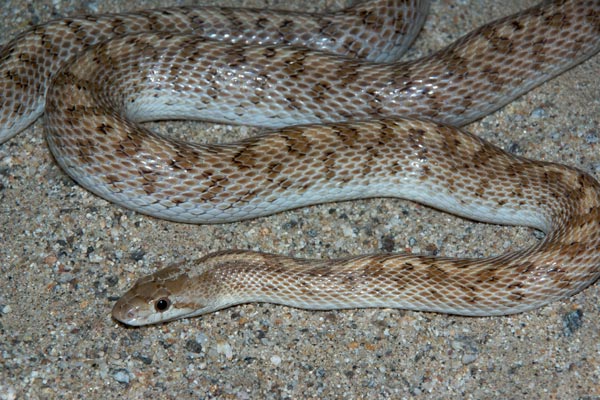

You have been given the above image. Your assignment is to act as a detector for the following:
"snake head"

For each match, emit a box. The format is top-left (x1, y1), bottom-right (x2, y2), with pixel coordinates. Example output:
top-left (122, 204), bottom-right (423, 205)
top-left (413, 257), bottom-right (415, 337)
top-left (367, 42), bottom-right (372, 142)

top-left (111, 264), bottom-right (208, 326)
top-left (111, 255), bottom-right (243, 326)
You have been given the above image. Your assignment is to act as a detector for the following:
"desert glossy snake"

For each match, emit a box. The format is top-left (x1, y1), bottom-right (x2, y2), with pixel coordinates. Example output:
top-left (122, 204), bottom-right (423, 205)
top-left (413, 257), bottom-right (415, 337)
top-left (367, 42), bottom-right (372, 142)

top-left (1, 0), bottom-right (599, 325)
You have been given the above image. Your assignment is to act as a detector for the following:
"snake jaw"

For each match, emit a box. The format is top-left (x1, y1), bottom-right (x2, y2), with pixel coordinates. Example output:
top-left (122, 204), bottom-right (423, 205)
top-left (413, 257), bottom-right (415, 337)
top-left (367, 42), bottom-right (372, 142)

top-left (111, 288), bottom-right (204, 326)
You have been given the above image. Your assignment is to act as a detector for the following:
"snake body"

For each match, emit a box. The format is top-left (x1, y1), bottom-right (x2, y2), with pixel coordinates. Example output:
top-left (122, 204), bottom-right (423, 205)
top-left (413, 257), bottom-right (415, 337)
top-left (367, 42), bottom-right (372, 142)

top-left (0, 0), bottom-right (428, 143)
top-left (1, 1), bottom-right (599, 326)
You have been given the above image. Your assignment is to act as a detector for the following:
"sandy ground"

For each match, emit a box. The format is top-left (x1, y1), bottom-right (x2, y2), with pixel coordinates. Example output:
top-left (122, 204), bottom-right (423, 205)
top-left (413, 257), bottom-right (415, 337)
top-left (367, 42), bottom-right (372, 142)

top-left (1, 0), bottom-right (599, 398)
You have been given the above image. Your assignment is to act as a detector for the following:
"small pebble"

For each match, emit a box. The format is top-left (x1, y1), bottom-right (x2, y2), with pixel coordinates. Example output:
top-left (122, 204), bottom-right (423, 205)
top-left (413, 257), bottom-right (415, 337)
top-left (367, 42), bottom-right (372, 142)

top-left (195, 333), bottom-right (209, 347)
top-left (112, 369), bottom-right (130, 384)
top-left (270, 355), bottom-right (282, 366)
top-left (462, 353), bottom-right (478, 365)
top-left (88, 253), bottom-right (104, 263)
top-left (129, 249), bottom-right (146, 261)
top-left (380, 234), bottom-right (395, 252)
top-left (185, 339), bottom-right (203, 354)
top-left (562, 309), bottom-right (583, 336)
top-left (530, 107), bottom-right (546, 118)
top-left (216, 341), bottom-right (233, 360)
top-left (585, 132), bottom-right (599, 144)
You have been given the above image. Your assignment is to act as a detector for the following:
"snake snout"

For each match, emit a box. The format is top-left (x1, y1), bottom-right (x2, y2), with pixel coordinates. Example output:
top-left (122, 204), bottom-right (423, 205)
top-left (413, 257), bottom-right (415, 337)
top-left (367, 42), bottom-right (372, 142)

top-left (111, 295), bottom-right (146, 326)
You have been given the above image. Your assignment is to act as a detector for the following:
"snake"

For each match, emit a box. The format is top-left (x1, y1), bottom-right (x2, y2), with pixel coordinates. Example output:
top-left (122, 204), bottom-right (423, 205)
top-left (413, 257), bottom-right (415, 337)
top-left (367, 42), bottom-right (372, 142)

top-left (1, 1), bottom-right (599, 326)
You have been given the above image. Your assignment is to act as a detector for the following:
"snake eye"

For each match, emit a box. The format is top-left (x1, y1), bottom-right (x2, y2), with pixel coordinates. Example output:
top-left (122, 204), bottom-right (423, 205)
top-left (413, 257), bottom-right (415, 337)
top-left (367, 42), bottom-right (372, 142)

top-left (155, 297), bottom-right (171, 312)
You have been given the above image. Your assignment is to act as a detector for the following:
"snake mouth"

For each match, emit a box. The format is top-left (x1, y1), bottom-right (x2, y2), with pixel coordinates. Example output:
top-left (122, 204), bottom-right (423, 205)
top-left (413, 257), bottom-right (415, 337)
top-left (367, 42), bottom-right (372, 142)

top-left (111, 295), bottom-right (145, 326)
top-left (111, 292), bottom-right (206, 326)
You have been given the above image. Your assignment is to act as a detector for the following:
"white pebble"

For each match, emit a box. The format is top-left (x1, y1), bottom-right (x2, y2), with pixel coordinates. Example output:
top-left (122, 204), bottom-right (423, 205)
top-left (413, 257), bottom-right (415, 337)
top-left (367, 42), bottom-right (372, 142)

top-left (216, 341), bottom-right (233, 360)
top-left (112, 369), bottom-right (130, 384)
top-left (270, 355), bottom-right (282, 366)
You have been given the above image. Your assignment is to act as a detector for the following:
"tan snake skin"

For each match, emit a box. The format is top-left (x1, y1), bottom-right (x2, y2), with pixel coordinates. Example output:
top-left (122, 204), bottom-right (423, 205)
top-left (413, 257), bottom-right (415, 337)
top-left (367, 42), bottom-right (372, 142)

top-left (1, 1), bottom-right (599, 325)
top-left (0, 0), bottom-right (429, 143)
